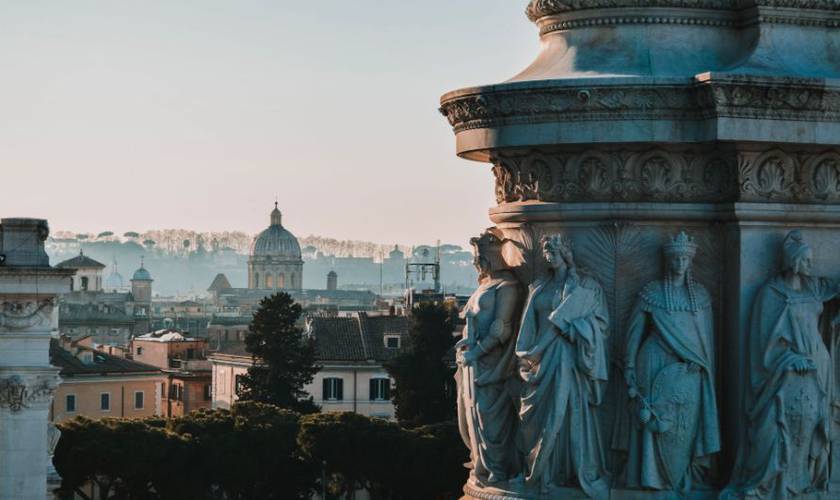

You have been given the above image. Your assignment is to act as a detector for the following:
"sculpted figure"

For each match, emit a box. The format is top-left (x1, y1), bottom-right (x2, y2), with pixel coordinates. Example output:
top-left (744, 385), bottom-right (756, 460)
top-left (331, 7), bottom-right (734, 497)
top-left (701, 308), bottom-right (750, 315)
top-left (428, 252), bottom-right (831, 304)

top-left (726, 230), bottom-right (840, 500)
top-left (515, 234), bottom-right (610, 499)
top-left (620, 231), bottom-right (720, 493)
top-left (456, 229), bottom-right (523, 485)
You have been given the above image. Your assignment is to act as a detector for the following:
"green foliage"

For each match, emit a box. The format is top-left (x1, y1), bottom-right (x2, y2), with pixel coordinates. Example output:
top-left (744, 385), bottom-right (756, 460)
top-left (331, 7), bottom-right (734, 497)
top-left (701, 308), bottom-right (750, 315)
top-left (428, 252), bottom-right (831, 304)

top-left (53, 417), bottom-right (192, 499)
top-left (54, 406), bottom-right (466, 500)
top-left (238, 292), bottom-right (320, 414)
top-left (54, 403), bottom-right (315, 500)
top-left (297, 412), bottom-right (467, 500)
top-left (385, 302), bottom-right (458, 426)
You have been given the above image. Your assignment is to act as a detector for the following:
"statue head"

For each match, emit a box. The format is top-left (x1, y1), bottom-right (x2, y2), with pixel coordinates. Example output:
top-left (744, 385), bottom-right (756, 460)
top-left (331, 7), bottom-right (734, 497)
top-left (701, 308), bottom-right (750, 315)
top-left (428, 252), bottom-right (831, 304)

top-left (663, 231), bottom-right (697, 278)
top-left (470, 229), bottom-right (507, 278)
top-left (541, 234), bottom-right (575, 274)
top-left (782, 230), bottom-right (813, 277)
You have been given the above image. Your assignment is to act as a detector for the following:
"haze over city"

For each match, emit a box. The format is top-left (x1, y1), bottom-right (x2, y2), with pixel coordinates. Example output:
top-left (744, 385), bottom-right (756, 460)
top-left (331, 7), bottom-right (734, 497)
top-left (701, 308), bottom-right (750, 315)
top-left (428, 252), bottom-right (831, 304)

top-left (0, 1), bottom-right (536, 246)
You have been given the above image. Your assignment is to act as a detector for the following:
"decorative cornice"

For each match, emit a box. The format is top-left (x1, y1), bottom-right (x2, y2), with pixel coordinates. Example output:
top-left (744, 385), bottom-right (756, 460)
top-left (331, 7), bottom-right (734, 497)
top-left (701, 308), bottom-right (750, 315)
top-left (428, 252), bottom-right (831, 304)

top-left (439, 79), bottom-right (840, 134)
top-left (753, 1), bottom-right (840, 10)
top-left (526, 0), bottom-right (840, 22)
top-left (526, 0), bottom-right (739, 21)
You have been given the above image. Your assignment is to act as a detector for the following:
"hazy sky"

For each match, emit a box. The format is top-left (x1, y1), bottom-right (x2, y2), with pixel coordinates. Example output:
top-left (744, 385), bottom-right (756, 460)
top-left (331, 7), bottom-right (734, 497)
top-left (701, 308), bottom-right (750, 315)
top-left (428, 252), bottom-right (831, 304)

top-left (0, 1), bottom-right (538, 246)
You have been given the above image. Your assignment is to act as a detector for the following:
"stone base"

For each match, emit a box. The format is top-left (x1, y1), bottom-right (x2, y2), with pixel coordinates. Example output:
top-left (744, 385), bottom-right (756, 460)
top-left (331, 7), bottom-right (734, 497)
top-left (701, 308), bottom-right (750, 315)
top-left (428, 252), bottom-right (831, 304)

top-left (461, 482), bottom-right (836, 500)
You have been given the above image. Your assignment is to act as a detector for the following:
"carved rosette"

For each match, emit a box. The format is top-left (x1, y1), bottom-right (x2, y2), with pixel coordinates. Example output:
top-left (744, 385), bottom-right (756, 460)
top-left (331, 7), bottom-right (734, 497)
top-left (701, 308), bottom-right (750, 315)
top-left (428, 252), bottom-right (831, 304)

top-left (0, 298), bottom-right (56, 331)
top-left (0, 373), bottom-right (60, 412)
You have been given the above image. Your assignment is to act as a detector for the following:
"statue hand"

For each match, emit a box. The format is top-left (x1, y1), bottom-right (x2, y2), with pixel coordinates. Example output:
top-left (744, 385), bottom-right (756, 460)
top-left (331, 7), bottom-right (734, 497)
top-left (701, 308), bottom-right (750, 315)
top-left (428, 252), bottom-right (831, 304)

top-left (624, 367), bottom-right (637, 390)
top-left (791, 357), bottom-right (815, 375)
top-left (639, 407), bottom-right (652, 425)
top-left (462, 348), bottom-right (480, 367)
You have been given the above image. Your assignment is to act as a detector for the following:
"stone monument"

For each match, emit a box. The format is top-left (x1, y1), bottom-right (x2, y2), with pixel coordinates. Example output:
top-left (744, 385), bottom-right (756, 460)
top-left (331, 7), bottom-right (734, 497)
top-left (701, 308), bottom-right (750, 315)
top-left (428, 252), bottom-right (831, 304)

top-left (0, 219), bottom-right (72, 499)
top-left (442, 1), bottom-right (840, 499)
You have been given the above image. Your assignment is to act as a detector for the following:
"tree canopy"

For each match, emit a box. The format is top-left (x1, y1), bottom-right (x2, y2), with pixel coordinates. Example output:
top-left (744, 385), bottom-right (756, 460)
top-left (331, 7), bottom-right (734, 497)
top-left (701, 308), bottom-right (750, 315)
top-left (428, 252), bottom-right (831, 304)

top-left (237, 292), bottom-right (320, 414)
top-left (54, 404), bottom-right (466, 500)
top-left (385, 302), bottom-right (458, 427)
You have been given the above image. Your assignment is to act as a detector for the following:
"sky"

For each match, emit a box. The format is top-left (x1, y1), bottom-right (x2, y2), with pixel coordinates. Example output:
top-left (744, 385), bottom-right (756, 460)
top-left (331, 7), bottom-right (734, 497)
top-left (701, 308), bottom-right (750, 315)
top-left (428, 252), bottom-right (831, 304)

top-left (0, 1), bottom-right (538, 247)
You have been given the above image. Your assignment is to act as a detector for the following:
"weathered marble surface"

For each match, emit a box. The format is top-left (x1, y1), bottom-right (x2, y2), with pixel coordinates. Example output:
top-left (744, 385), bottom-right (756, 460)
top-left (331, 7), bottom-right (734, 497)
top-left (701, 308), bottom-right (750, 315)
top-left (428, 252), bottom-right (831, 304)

top-left (0, 219), bottom-right (72, 500)
top-left (456, 230), bottom-right (523, 485)
top-left (444, 1), bottom-right (840, 499)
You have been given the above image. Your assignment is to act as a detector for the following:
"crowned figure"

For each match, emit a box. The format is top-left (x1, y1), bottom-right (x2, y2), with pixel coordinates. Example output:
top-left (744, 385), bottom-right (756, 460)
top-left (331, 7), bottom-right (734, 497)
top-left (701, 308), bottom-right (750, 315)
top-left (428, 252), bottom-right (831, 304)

top-left (456, 228), bottom-right (523, 486)
top-left (617, 230), bottom-right (720, 493)
top-left (514, 234), bottom-right (610, 499)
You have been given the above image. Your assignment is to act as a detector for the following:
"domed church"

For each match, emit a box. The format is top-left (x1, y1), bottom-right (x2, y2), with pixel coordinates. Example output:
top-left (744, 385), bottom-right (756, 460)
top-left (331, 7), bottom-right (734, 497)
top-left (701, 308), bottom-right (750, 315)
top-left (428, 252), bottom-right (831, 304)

top-left (248, 203), bottom-right (303, 290)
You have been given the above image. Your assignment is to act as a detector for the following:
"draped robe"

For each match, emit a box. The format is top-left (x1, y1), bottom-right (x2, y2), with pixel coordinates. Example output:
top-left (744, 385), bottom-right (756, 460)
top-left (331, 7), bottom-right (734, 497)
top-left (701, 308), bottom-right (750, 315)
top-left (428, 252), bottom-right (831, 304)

top-left (456, 278), bottom-right (521, 484)
top-left (619, 280), bottom-right (720, 492)
top-left (515, 275), bottom-right (610, 500)
top-left (732, 275), bottom-right (839, 499)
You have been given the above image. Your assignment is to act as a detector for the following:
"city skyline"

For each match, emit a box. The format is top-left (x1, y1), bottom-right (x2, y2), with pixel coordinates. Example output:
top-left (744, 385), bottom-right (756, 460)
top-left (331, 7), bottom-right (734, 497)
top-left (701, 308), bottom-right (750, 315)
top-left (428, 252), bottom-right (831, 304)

top-left (0, 1), bottom-right (538, 247)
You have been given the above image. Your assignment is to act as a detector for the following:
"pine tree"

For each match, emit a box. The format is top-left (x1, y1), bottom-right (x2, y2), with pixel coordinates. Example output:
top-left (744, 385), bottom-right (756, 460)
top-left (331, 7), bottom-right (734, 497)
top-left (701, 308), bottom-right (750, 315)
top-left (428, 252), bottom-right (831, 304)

top-left (385, 302), bottom-right (457, 426)
top-left (238, 293), bottom-right (319, 413)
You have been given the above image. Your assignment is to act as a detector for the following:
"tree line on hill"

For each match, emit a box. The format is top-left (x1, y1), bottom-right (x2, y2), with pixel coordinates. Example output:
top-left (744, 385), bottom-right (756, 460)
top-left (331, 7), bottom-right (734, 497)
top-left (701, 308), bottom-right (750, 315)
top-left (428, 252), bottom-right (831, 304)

top-left (53, 293), bottom-right (465, 499)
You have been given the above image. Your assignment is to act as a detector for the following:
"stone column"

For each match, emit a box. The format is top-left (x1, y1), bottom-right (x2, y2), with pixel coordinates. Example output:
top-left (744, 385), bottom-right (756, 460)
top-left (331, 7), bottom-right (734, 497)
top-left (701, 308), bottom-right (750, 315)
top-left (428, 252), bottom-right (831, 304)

top-left (0, 219), bottom-right (72, 500)
top-left (441, 2), bottom-right (840, 499)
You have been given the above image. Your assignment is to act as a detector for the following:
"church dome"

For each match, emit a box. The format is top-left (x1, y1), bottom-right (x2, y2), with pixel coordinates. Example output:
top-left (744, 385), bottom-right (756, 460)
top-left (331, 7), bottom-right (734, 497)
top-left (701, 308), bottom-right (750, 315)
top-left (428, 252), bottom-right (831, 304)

top-left (251, 203), bottom-right (302, 260)
top-left (132, 261), bottom-right (153, 281)
top-left (104, 259), bottom-right (125, 290)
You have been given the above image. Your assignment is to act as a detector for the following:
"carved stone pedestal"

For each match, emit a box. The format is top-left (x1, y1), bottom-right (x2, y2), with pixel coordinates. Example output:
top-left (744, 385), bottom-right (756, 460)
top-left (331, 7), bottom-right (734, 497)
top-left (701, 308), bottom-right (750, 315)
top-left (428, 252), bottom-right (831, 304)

top-left (0, 219), bottom-right (72, 500)
top-left (442, 2), bottom-right (840, 500)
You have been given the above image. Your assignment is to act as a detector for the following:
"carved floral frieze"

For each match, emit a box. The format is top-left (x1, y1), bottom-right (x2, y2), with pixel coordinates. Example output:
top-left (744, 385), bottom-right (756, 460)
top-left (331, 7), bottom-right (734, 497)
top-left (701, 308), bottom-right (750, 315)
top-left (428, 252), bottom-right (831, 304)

top-left (0, 298), bottom-right (56, 331)
top-left (0, 374), bottom-right (59, 412)
top-left (491, 148), bottom-right (738, 204)
top-left (738, 150), bottom-right (840, 202)
top-left (489, 147), bottom-right (840, 205)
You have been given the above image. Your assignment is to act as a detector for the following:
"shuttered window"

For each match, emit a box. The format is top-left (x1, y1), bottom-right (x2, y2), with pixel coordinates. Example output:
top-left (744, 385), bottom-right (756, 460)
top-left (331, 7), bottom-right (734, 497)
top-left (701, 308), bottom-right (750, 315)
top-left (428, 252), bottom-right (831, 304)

top-left (369, 378), bottom-right (390, 401)
top-left (323, 378), bottom-right (343, 401)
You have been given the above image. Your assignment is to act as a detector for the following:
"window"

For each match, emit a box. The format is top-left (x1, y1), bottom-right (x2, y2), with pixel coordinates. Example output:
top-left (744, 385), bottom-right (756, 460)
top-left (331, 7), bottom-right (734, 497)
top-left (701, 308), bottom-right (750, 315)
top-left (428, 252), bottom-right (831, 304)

top-left (65, 394), bottom-right (76, 413)
top-left (81, 276), bottom-right (89, 291)
top-left (265, 274), bottom-right (273, 288)
top-left (370, 378), bottom-right (391, 401)
top-left (384, 335), bottom-right (401, 349)
top-left (134, 391), bottom-right (144, 409)
top-left (100, 393), bottom-right (111, 411)
top-left (136, 346), bottom-right (143, 355)
top-left (186, 348), bottom-right (195, 359)
top-left (235, 375), bottom-right (245, 396)
top-left (278, 273), bottom-right (286, 289)
top-left (323, 377), bottom-right (344, 401)
top-left (204, 384), bottom-right (212, 401)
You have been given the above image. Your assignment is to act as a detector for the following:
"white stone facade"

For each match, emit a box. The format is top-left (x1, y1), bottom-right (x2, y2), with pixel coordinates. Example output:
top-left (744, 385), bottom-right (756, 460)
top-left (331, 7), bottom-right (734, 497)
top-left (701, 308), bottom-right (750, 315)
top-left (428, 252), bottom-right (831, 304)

top-left (0, 218), bottom-right (72, 500)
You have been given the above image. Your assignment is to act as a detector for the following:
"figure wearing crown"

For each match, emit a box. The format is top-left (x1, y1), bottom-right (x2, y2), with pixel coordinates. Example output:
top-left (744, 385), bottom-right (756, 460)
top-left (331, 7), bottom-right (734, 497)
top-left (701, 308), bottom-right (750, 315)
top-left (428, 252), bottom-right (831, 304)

top-left (616, 231), bottom-right (721, 493)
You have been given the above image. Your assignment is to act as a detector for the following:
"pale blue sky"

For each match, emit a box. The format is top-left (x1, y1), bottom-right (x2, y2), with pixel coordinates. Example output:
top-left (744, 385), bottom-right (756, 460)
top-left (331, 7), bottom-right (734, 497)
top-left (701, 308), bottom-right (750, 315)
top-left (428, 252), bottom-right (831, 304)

top-left (0, 1), bottom-right (538, 246)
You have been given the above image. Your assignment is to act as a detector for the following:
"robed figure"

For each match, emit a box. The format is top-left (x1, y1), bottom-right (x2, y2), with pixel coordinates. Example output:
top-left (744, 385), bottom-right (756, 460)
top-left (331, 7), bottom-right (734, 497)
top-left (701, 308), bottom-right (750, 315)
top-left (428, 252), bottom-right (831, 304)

top-left (456, 229), bottom-right (523, 485)
top-left (515, 234), bottom-right (610, 500)
top-left (726, 230), bottom-right (840, 500)
top-left (618, 231), bottom-right (720, 493)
